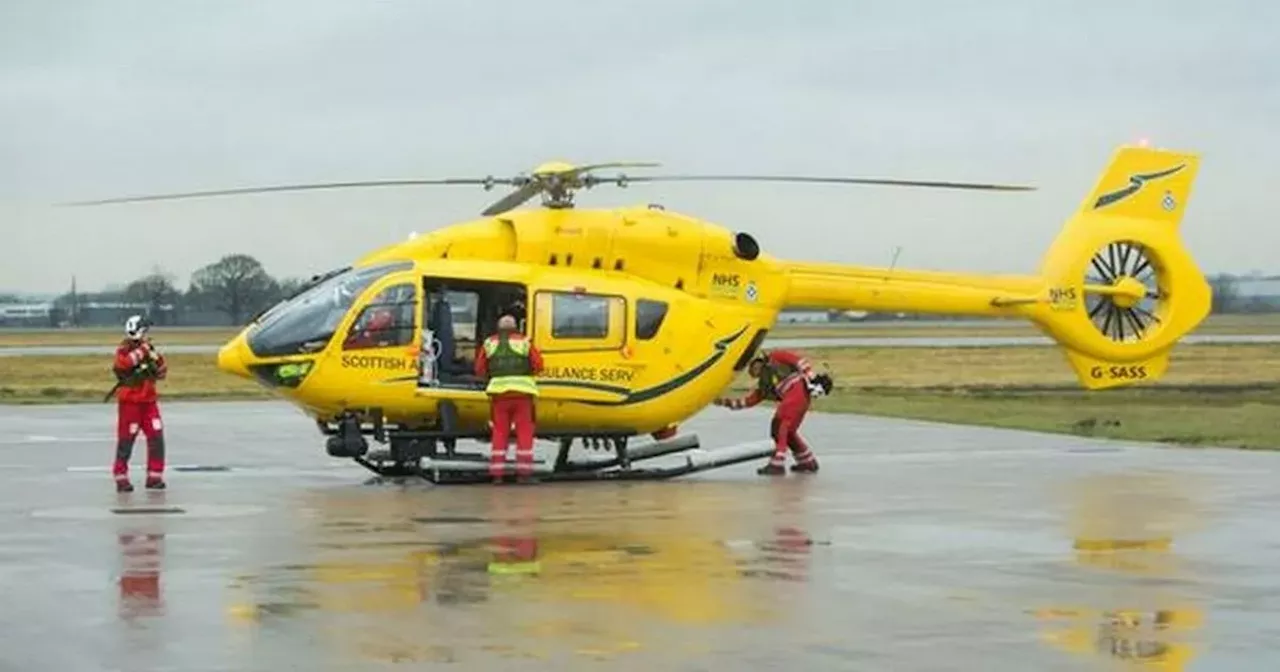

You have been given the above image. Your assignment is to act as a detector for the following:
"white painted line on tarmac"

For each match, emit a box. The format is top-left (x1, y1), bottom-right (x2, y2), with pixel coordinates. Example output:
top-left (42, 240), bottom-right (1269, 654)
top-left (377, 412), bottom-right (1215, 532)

top-left (65, 462), bottom-right (354, 473)
top-left (0, 436), bottom-right (112, 445)
top-left (66, 464), bottom-right (233, 473)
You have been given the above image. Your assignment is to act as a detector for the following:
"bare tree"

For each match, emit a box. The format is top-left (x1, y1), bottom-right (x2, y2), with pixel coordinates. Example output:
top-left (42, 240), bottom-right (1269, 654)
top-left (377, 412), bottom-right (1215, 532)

top-left (275, 276), bottom-right (306, 301)
top-left (189, 254), bottom-right (279, 325)
top-left (124, 267), bottom-right (179, 325)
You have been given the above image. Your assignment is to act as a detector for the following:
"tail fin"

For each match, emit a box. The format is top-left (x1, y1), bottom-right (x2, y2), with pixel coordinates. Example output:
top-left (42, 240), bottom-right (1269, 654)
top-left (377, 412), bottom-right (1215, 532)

top-left (1030, 144), bottom-right (1212, 390)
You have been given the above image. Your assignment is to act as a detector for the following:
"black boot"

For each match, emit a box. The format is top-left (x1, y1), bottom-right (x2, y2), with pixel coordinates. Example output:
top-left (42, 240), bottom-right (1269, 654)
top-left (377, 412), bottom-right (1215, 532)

top-left (116, 479), bottom-right (134, 493)
top-left (791, 460), bottom-right (820, 474)
top-left (757, 463), bottom-right (786, 476)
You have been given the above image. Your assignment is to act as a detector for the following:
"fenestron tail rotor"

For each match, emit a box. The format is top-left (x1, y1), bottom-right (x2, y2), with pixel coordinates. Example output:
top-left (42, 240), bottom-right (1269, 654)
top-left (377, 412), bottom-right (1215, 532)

top-left (1083, 240), bottom-right (1163, 343)
top-left (61, 159), bottom-right (1036, 214)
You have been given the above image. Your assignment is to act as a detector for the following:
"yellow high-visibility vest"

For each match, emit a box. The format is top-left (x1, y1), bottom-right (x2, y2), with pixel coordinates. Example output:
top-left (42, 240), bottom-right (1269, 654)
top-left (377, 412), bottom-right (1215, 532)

top-left (482, 333), bottom-right (539, 396)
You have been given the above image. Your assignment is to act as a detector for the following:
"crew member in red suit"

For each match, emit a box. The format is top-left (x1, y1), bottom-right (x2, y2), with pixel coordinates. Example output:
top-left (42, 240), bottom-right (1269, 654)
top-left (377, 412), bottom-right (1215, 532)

top-left (345, 306), bottom-right (396, 348)
top-left (715, 349), bottom-right (828, 476)
top-left (111, 315), bottom-right (168, 492)
top-left (474, 314), bottom-right (544, 482)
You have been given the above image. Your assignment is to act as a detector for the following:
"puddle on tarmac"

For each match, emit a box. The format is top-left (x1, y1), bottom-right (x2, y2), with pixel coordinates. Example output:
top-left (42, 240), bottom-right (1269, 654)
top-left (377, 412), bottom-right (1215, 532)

top-left (221, 480), bottom-right (821, 664)
top-left (73, 461), bottom-right (1248, 668)
top-left (1032, 471), bottom-right (1209, 671)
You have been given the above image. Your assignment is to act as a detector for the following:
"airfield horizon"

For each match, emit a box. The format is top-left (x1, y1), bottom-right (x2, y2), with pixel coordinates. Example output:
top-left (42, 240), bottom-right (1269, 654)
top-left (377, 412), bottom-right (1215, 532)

top-left (1, 312), bottom-right (1277, 348)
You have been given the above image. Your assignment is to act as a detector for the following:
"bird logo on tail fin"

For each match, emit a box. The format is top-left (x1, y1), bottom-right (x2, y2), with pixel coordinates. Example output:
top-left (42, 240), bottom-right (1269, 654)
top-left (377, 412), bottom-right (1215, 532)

top-left (1093, 164), bottom-right (1186, 209)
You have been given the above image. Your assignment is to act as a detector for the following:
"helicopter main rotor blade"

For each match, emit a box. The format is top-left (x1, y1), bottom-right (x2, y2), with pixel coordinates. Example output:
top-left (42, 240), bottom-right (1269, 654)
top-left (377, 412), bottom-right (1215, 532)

top-left (62, 177), bottom-right (507, 206)
top-left (572, 161), bottom-right (661, 174)
top-left (617, 174), bottom-right (1036, 191)
top-left (480, 180), bottom-right (545, 217)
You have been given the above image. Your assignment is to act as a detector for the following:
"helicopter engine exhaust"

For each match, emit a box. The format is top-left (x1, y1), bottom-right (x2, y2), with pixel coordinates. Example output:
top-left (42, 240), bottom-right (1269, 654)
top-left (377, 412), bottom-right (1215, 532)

top-left (732, 232), bottom-right (760, 261)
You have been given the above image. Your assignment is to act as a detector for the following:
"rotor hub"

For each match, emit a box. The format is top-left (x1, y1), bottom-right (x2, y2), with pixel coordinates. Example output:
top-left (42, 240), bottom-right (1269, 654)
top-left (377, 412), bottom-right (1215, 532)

top-left (1108, 276), bottom-right (1148, 309)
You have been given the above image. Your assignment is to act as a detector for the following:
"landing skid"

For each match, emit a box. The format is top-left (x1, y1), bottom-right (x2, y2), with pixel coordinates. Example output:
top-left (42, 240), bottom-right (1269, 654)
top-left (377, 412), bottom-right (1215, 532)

top-left (353, 433), bottom-right (774, 485)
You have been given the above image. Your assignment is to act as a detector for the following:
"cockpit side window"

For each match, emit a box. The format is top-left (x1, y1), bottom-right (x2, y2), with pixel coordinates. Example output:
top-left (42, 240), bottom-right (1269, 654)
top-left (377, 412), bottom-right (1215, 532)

top-left (246, 261), bottom-right (413, 358)
top-left (342, 283), bottom-right (417, 351)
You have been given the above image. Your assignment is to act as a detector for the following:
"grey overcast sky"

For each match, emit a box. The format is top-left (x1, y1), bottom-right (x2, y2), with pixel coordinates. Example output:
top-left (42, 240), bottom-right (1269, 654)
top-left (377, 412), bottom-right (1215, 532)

top-left (2, 0), bottom-right (1277, 294)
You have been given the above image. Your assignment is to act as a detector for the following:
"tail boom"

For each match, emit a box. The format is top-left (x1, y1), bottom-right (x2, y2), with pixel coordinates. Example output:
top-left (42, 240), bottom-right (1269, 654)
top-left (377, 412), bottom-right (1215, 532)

top-left (782, 263), bottom-right (1042, 318)
top-left (777, 144), bottom-right (1211, 391)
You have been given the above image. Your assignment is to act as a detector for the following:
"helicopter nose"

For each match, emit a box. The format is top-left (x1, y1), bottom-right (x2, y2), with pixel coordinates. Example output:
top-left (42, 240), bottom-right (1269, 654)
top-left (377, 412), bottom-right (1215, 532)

top-left (216, 336), bottom-right (252, 380)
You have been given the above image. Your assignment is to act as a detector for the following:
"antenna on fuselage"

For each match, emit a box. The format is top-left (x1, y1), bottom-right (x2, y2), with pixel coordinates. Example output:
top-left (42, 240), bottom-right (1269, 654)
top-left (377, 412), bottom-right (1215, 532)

top-left (884, 245), bottom-right (903, 281)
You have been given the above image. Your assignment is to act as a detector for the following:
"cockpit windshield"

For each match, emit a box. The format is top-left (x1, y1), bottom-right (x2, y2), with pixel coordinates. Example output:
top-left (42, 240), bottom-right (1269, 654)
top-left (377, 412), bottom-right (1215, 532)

top-left (246, 261), bottom-right (414, 357)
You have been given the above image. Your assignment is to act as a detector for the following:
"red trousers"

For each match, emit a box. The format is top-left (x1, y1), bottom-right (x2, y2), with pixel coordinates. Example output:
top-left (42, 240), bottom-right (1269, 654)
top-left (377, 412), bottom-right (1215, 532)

top-left (489, 393), bottom-right (535, 479)
top-left (114, 401), bottom-right (166, 482)
top-left (768, 386), bottom-right (816, 467)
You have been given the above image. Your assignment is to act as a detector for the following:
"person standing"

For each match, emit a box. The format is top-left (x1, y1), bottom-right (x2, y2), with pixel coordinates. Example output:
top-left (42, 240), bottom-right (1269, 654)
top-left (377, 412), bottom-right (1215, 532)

top-left (110, 315), bottom-right (168, 492)
top-left (473, 314), bottom-right (543, 482)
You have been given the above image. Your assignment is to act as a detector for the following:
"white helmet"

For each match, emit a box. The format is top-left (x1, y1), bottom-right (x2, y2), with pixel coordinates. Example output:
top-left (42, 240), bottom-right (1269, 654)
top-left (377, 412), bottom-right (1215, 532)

top-left (124, 314), bottom-right (151, 340)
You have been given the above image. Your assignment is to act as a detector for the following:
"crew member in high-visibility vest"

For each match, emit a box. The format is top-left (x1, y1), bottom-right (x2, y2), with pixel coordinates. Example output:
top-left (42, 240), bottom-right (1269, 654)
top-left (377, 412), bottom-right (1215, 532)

top-left (474, 314), bottom-right (544, 482)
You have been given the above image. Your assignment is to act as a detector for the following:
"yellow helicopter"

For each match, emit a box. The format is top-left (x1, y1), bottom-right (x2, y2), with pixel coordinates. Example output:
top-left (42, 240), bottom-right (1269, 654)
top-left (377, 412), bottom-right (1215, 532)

top-left (72, 144), bottom-right (1212, 484)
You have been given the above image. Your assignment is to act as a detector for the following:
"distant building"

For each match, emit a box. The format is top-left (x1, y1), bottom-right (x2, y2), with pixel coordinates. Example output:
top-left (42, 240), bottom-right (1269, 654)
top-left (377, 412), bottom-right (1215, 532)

top-left (1238, 277), bottom-right (1280, 298)
top-left (73, 302), bottom-right (178, 327)
top-left (0, 302), bottom-right (55, 327)
top-left (0, 301), bottom-right (178, 328)
top-left (776, 310), bottom-right (830, 324)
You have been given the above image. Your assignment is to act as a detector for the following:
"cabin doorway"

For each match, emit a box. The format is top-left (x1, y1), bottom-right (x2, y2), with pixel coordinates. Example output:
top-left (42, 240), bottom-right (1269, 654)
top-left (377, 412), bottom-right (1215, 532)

top-left (419, 277), bottom-right (528, 390)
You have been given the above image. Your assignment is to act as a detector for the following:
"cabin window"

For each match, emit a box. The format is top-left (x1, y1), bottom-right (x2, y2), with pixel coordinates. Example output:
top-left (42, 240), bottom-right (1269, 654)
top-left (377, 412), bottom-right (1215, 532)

top-left (342, 282), bottom-right (417, 350)
top-left (635, 299), bottom-right (668, 340)
top-left (552, 293), bottom-right (608, 338)
top-left (534, 290), bottom-right (625, 350)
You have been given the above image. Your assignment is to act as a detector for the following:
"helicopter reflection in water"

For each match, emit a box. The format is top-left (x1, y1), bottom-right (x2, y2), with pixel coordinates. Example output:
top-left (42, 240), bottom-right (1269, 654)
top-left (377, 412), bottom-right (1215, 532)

top-left (1033, 472), bottom-right (1206, 671)
top-left (225, 481), bottom-right (819, 663)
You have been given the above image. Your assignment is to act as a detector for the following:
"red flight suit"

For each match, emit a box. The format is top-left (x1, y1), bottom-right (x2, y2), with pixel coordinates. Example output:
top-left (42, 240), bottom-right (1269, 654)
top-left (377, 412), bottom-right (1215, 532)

top-left (473, 331), bottom-right (544, 480)
top-left (715, 349), bottom-right (820, 475)
top-left (112, 339), bottom-right (168, 490)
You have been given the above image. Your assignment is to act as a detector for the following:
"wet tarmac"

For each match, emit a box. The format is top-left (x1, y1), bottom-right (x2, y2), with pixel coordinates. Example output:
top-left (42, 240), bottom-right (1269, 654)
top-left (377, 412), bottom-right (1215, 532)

top-left (2, 401), bottom-right (1276, 670)
top-left (3, 332), bottom-right (1278, 357)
